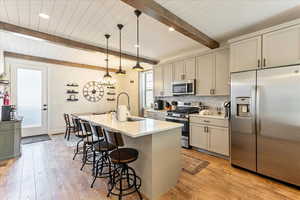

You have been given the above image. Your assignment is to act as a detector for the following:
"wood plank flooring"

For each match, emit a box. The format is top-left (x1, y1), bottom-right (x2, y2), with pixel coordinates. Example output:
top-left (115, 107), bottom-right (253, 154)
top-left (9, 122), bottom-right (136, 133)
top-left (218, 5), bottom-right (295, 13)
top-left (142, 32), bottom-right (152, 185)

top-left (0, 134), bottom-right (299, 200)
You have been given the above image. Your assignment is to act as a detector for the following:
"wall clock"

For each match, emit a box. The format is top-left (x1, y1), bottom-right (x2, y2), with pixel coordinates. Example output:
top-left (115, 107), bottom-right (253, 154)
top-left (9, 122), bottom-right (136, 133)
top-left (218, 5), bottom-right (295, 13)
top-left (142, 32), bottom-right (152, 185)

top-left (82, 81), bottom-right (104, 102)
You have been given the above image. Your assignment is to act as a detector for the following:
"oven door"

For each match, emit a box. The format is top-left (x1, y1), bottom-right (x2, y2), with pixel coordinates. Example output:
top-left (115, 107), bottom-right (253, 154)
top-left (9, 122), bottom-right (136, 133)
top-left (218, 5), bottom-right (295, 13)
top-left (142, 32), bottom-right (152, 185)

top-left (165, 117), bottom-right (190, 148)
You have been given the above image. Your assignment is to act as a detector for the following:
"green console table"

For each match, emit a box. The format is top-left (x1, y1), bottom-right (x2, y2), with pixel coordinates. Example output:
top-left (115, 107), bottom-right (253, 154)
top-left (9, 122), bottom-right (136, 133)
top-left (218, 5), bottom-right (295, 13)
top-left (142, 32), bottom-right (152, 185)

top-left (0, 119), bottom-right (22, 161)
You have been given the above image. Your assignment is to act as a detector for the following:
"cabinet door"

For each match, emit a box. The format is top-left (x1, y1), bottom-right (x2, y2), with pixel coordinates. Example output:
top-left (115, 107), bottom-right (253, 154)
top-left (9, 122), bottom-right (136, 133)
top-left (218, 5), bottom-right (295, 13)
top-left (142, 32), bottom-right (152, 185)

top-left (263, 25), bottom-right (300, 68)
top-left (153, 66), bottom-right (163, 97)
top-left (184, 58), bottom-right (196, 80)
top-left (230, 36), bottom-right (262, 72)
top-left (173, 61), bottom-right (185, 81)
top-left (208, 126), bottom-right (229, 156)
top-left (190, 124), bottom-right (209, 150)
top-left (163, 63), bottom-right (173, 96)
top-left (196, 53), bottom-right (215, 96)
top-left (215, 49), bottom-right (229, 95)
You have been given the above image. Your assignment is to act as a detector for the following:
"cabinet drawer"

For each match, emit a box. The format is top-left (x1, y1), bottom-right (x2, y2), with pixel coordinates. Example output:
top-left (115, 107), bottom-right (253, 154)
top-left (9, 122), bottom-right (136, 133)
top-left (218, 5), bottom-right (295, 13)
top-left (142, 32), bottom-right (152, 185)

top-left (190, 116), bottom-right (228, 127)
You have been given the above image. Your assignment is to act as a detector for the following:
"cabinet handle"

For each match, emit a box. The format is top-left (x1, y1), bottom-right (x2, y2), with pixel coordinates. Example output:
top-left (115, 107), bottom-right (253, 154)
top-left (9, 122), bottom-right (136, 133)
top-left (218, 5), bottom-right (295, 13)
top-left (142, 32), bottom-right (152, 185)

top-left (258, 59), bottom-right (261, 68)
top-left (263, 58), bottom-right (266, 67)
top-left (204, 120), bottom-right (210, 123)
top-left (210, 89), bottom-right (215, 95)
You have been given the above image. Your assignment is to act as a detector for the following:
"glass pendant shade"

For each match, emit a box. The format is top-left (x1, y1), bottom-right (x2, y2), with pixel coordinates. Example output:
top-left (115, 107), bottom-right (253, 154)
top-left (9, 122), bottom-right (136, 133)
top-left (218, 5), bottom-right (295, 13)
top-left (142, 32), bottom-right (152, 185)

top-left (132, 10), bottom-right (144, 71)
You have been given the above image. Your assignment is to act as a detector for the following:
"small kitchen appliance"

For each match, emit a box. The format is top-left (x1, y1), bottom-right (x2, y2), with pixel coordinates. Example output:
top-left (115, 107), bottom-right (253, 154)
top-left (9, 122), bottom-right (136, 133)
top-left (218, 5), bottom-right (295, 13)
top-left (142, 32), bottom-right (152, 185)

top-left (172, 80), bottom-right (195, 96)
top-left (154, 100), bottom-right (164, 110)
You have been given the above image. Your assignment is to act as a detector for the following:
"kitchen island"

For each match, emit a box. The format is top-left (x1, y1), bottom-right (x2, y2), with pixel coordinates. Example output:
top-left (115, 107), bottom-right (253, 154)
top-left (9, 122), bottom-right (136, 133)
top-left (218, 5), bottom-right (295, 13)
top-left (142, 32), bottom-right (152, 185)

top-left (77, 114), bottom-right (183, 200)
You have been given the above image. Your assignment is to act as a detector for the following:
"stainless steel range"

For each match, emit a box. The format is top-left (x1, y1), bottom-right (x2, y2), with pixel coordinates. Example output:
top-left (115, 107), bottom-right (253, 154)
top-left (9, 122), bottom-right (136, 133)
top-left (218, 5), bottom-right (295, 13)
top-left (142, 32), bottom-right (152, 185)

top-left (165, 104), bottom-right (200, 148)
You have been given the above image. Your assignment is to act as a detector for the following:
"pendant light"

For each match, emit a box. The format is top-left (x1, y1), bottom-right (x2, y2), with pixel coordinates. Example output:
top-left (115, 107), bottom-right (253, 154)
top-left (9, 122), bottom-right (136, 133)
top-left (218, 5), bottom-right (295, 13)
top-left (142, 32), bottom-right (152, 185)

top-left (103, 34), bottom-right (112, 82)
top-left (116, 24), bottom-right (126, 75)
top-left (132, 10), bottom-right (144, 71)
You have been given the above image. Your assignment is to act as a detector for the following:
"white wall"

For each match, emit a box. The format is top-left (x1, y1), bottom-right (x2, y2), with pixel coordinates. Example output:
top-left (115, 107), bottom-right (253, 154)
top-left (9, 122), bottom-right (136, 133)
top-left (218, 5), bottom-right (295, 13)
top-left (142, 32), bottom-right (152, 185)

top-left (6, 58), bottom-right (117, 134)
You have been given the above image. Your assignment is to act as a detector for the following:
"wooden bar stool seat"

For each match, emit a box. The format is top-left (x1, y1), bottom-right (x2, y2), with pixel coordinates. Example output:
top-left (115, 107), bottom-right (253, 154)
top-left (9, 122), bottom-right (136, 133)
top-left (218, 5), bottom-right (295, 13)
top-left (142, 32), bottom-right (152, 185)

top-left (109, 148), bottom-right (138, 164)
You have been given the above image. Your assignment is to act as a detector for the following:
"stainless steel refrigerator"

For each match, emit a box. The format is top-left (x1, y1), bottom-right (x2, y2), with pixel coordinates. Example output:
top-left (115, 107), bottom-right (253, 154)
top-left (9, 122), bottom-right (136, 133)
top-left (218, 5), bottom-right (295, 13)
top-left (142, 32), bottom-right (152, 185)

top-left (230, 65), bottom-right (300, 186)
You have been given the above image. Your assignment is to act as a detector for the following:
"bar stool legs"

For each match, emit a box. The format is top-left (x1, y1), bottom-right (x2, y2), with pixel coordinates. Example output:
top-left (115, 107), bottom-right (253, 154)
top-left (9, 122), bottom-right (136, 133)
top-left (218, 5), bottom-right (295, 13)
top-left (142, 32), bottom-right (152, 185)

top-left (107, 163), bottom-right (142, 200)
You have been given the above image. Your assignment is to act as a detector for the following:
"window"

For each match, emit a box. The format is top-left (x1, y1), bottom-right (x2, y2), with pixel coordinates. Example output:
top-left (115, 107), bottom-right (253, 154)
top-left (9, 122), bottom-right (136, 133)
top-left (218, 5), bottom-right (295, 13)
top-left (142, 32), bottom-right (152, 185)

top-left (141, 70), bottom-right (153, 108)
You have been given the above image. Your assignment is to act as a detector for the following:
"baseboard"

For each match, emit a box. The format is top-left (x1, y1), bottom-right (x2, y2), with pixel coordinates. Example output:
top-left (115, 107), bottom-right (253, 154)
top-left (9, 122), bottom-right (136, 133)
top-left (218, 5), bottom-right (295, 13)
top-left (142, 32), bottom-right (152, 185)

top-left (48, 129), bottom-right (65, 135)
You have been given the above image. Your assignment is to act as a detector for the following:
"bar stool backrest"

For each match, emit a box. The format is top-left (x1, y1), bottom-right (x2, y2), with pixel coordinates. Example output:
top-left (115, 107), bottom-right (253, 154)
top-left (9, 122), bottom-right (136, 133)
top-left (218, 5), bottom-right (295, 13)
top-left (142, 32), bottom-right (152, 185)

top-left (79, 120), bottom-right (94, 143)
top-left (64, 113), bottom-right (71, 127)
top-left (104, 129), bottom-right (124, 148)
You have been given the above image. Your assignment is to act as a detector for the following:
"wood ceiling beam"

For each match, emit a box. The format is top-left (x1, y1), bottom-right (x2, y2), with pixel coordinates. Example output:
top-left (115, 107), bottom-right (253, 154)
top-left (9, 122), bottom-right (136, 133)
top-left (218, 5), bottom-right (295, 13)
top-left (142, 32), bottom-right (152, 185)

top-left (121, 0), bottom-right (219, 49)
top-left (4, 51), bottom-right (118, 72)
top-left (0, 21), bottom-right (158, 65)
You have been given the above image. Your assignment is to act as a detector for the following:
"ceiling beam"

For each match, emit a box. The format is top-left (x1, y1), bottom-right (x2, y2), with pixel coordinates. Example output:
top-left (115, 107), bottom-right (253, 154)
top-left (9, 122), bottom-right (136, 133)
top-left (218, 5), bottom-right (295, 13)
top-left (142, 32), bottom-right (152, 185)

top-left (121, 0), bottom-right (219, 49)
top-left (0, 21), bottom-right (158, 65)
top-left (4, 51), bottom-right (118, 72)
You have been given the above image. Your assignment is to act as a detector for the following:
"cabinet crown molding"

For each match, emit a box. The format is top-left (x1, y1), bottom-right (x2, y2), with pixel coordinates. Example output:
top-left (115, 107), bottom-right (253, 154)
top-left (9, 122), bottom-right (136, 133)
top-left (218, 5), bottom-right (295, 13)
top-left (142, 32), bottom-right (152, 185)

top-left (228, 18), bottom-right (300, 44)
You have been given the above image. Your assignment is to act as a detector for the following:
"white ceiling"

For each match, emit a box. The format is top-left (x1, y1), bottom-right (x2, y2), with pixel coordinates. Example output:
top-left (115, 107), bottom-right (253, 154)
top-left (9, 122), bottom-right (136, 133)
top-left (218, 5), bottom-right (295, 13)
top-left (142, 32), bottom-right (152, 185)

top-left (0, 0), bottom-right (300, 65)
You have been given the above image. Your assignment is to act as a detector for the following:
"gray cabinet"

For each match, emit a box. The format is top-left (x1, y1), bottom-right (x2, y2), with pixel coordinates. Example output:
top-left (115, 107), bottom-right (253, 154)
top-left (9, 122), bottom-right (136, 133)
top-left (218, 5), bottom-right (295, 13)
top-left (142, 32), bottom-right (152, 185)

top-left (196, 53), bottom-right (215, 96)
top-left (190, 116), bottom-right (229, 156)
top-left (173, 58), bottom-right (196, 81)
top-left (0, 120), bottom-right (22, 161)
top-left (196, 49), bottom-right (229, 96)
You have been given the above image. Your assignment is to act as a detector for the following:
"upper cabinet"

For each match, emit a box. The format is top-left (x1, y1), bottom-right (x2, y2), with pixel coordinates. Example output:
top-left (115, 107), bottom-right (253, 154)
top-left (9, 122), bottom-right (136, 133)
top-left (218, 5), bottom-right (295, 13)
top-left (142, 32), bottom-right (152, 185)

top-left (196, 53), bottom-right (215, 96)
top-left (262, 25), bottom-right (300, 68)
top-left (215, 49), bottom-right (230, 95)
top-left (153, 65), bottom-right (164, 97)
top-left (162, 63), bottom-right (173, 97)
top-left (196, 49), bottom-right (229, 96)
top-left (173, 58), bottom-right (196, 81)
top-left (184, 58), bottom-right (196, 80)
top-left (173, 61), bottom-right (185, 81)
top-left (230, 36), bottom-right (262, 72)
top-left (229, 21), bottom-right (300, 72)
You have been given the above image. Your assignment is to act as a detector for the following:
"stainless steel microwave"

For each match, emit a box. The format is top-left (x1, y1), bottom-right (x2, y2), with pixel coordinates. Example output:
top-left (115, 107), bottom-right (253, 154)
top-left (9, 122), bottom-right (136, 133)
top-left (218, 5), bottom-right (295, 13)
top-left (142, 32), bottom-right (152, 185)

top-left (172, 80), bottom-right (195, 95)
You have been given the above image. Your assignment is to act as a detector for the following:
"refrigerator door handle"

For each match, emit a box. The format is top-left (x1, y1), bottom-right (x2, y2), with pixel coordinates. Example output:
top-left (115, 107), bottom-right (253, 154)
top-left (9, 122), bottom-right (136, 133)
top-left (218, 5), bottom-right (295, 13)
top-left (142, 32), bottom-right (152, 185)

top-left (256, 86), bottom-right (261, 135)
top-left (251, 86), bottom-right (257, 135)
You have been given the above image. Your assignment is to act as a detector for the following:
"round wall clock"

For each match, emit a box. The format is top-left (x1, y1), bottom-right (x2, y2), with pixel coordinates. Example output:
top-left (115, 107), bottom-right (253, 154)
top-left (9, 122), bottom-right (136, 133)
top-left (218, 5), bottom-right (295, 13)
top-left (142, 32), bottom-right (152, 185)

top-left (82, 81), bottom-right (104, 102)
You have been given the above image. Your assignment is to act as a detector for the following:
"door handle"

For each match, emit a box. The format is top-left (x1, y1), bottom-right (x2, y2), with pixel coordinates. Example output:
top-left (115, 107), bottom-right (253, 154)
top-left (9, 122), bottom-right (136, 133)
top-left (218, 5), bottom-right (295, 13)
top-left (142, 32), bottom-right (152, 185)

top-left (263, 58), bottom-right (266, 67)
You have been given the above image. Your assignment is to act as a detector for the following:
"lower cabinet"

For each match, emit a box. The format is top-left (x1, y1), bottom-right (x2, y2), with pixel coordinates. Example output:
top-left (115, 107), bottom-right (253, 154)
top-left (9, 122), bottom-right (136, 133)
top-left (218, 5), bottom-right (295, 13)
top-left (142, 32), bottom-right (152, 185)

top-left (190, 119), bottom-right (229, 156)
top-left (208, 126), bottom-right (229, 156)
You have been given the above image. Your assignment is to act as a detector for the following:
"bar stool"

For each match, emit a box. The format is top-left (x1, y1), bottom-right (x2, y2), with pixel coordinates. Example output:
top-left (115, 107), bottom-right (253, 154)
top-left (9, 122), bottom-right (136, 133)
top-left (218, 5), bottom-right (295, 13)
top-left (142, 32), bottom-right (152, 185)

top-left (105, 129), bottom-right (142, 200)
top-left (89, 123), bottom-right (117, 188)
top-left (79, 120), bottom-right (102, 171)
top-left (63, 113), bottom-right (75, 140)
top-left (72, 117), bottom-right (86, 160)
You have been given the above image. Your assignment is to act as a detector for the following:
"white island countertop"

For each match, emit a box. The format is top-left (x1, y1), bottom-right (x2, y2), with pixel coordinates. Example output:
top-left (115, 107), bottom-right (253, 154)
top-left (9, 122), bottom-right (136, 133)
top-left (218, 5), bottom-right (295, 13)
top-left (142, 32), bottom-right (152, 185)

top-left (76, 114), bottom-right (183, 138)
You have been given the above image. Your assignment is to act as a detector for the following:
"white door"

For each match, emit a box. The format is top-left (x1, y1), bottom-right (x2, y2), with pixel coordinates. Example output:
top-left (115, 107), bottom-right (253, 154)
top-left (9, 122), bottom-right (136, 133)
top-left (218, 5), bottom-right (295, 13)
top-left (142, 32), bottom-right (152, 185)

top-left (11, 65), bottom-right (48, 137)
top-left (230, 36), bottom-right (262, 72)
top-left (196, 53), bottom-right (215, 96)
top-left (263, 25), bottom-right (300, 68)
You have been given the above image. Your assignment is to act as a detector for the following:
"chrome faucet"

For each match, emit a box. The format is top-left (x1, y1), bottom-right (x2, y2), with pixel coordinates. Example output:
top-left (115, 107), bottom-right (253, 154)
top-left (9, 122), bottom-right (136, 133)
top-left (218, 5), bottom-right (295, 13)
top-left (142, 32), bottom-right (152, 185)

top-left (116, 92), bottom-right (131, 120)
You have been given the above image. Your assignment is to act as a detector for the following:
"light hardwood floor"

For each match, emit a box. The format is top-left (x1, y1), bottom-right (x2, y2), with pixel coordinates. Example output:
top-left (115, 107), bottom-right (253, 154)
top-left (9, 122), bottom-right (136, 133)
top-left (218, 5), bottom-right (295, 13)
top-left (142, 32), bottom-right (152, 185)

top-left (0, 134), bottom-right (299, 200)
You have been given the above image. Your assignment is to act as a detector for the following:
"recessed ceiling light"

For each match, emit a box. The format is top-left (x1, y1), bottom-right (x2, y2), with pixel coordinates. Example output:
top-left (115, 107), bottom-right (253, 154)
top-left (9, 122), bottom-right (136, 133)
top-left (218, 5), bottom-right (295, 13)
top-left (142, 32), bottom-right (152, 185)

top-left (39, 13), bottom-right (50, 19)
top-left (134, 44), bottom-right (140, 48)
top-left (169, 27), bottom-right (175, 31)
